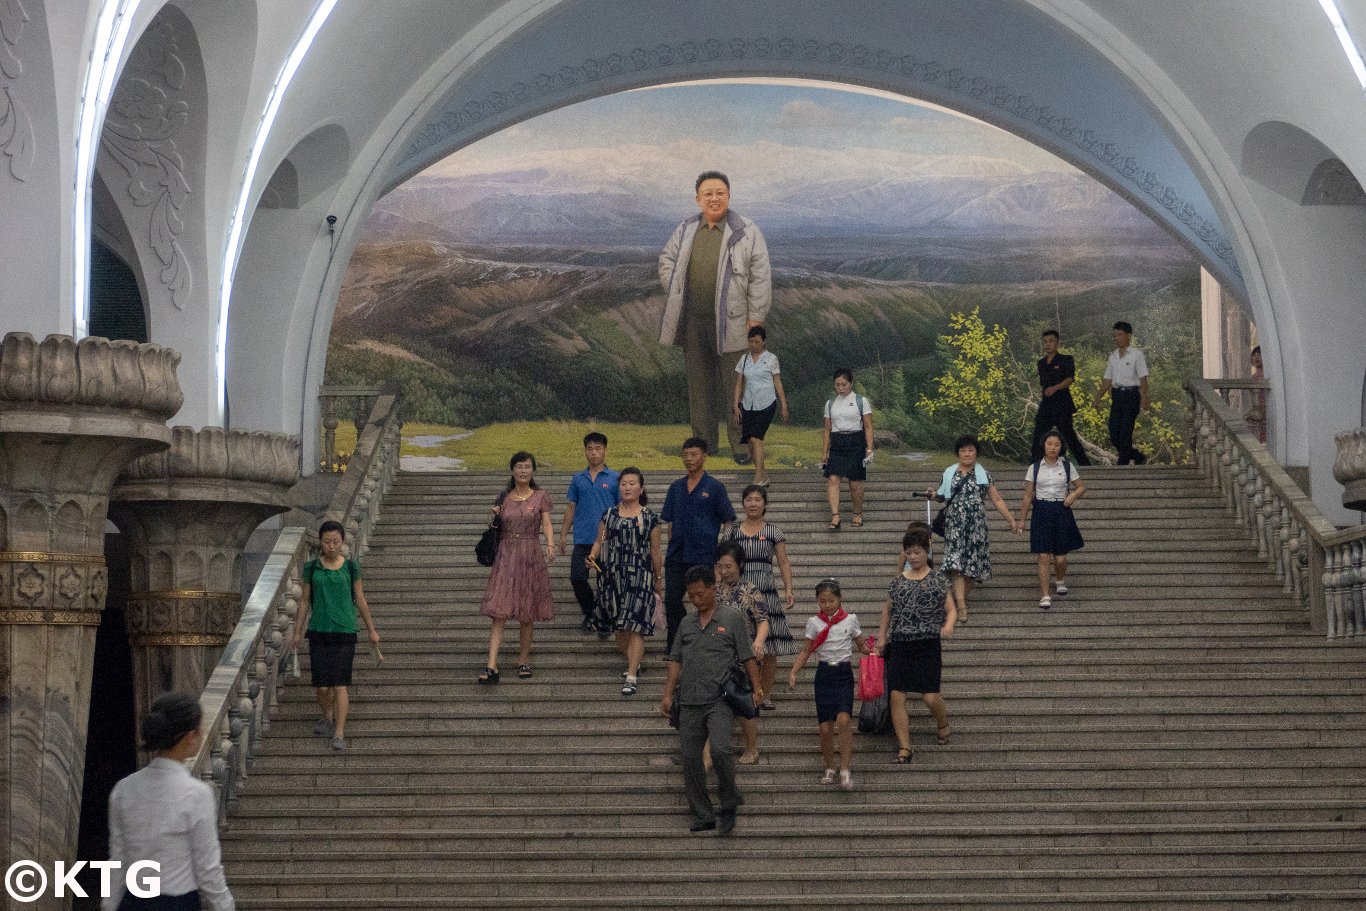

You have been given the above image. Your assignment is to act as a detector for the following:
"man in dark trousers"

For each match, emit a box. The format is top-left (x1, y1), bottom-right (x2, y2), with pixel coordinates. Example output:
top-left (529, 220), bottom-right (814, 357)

top-left (1030, 329), bottom-right (1090, 464)
top-left (660, 437), bottom-right (736, 651)
top-left (1093, 320), bottom-right (1150, 465)
top-left (660, 565), bottom-right (762, 834)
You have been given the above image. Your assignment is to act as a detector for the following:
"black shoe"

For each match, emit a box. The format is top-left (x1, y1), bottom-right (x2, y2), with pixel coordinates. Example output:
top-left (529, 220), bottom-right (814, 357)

top-left (718, 810), bottom-right (737, 834)
top-left (689, 819), bottom-right (717, 833)
top-left (1133, 451), bottom-right (1148, 465)
top-left (580, 618), bottom-right (594, 634)
top-left (732, 451), bottom-right (752, 466)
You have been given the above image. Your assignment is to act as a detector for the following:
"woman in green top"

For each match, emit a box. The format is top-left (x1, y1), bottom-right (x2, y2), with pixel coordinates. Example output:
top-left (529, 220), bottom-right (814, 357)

top-left (289, 520), bottom-right (380, 750)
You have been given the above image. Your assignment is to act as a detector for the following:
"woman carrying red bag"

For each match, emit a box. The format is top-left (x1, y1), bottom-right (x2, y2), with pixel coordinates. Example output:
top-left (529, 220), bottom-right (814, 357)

top-left (877, 527), bottom-right (958, 763)
top-left (787, 578), bottom-right (871, 791)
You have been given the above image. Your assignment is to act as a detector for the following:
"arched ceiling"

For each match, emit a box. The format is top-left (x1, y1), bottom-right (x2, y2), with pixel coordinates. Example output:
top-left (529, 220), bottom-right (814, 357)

top-left (378, 0), bottom-right (1244, 295)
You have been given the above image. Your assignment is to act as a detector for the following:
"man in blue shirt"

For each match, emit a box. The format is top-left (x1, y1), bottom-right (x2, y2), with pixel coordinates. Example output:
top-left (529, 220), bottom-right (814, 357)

top-left (561, 432), bottom-right (620, 633)
top-left (661, 437), bottom-right (736, 650)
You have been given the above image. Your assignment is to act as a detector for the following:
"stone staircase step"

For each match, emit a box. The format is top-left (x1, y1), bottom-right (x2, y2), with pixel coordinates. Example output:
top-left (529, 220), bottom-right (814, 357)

top-left (224, 468), bottom-right (1366, 910)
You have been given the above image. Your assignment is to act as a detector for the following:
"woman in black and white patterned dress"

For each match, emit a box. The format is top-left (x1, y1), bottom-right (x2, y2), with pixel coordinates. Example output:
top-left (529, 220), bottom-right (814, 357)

top-left (729, 484), bottom-right (797, 710)
top-left (588, 467), bottom-right (662, 696)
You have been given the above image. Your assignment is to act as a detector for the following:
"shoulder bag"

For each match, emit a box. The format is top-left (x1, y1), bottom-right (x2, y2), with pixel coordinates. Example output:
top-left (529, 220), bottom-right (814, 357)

top-left (931, 470), bottom-right (970, 538)
top-left (721, 664), bottom-right (760, 719)
top-left (475, 492), bottom-right (506, 567)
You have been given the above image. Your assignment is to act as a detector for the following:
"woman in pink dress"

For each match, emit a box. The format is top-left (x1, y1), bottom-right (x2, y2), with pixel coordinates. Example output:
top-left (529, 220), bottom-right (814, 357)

top-left (479, 451), bottom-right (556, 683)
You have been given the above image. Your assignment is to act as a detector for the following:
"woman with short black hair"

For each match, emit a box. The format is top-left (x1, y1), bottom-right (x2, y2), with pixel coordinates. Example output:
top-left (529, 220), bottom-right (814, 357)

top-left (926, 434), bottom-right (1019, 622)
top-left (289, 519), bottom-right (380, 750)
top-left (105, 692), bottom-right (234, 910)
top-left (877, 528), bottom-right (958, 763)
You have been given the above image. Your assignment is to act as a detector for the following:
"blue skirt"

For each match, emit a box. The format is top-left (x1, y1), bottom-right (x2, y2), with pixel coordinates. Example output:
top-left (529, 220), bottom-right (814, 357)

top-left (813, 662), bottom-right (854, 723)
top-left (1029, 500), bottom-right (1084, 555)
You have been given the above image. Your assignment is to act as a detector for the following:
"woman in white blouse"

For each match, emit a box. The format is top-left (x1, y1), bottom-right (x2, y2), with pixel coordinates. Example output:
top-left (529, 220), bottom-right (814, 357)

top-left (105, 692), bottom-right (234, 911)
top-left (1018, 430), bottom-right (1086, 609)
top-left (820, 368), bottom-right (873, 529)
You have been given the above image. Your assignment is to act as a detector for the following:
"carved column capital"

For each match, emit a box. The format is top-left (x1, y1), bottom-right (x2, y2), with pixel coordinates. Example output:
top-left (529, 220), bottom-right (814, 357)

top-left (1333, 428), bottom-right (1366, 512)
top-left (109, 426), bottom-right (300, 725)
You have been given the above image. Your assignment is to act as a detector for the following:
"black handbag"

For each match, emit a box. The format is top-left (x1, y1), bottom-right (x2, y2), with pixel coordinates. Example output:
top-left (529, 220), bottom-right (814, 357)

top-left (721, 664), bottom-right (760, 719)
top-left (475, 519), bottom-right (500, 566)
top-left (931, 471), bottom-right (970, 538)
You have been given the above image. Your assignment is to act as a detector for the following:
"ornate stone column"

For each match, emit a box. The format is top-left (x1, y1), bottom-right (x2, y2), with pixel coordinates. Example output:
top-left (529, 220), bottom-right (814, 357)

top-left (110, 427), bottom-right (300, 730)
top-left (1334, 428), bottom-right (1366, 512)
top-left (0, 333), bottom-right (180, 897)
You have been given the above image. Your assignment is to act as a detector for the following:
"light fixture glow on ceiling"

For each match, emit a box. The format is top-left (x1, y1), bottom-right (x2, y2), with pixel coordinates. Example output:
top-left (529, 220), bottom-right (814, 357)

top-left (215, 0), bottom-right (338, 423)
top-left (73, 0), bottom-right (143, 339)
top-left (1319, 0), bottom-right (1366, 90)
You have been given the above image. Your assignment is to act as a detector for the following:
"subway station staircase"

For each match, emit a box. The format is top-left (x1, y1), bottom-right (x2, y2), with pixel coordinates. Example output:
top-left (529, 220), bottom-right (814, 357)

top-left (223, 467), bottom-right (1366, 909)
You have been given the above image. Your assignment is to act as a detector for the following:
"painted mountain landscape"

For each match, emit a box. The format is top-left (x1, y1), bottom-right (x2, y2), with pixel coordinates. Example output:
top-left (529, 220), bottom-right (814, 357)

top-left (328, 81), bottom-right (1201, 464)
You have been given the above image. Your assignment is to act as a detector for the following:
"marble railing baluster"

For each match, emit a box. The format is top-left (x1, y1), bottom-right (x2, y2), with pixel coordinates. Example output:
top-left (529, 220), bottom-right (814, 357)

top-left (1187, 378), bottom-right (1366, 637)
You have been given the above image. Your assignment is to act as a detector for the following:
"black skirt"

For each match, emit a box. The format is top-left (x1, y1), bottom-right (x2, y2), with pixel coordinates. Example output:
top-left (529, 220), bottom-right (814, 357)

top-left (1029, 499), bottom-right (1085, 555)
top-left (306, 630), bottom-right (357, 687)
top-left (884, 638), bottom-right (943, 695)
top-left (812, 662), bottom-right (854, 723)
top-left (824, 431), bottom-right (867, 481)
top-left (740, 401), bottom-right (778, 443)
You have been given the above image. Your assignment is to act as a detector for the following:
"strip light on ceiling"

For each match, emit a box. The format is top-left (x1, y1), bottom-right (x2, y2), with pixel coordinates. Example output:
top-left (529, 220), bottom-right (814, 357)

top-left (1319, 0), bottom-right (1366, 90)
top-left (215, 0), bottom-right (338, 423)
top-left (73, 0), bottom-right (143, 339)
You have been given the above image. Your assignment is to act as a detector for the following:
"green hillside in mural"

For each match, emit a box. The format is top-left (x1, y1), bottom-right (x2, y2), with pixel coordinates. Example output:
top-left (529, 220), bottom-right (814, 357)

top-left (325, 81), bottom-right (1204, 463)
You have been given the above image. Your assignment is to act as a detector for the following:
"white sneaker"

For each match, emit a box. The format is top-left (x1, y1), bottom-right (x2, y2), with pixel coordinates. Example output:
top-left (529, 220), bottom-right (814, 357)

top-left (839, 770), bottom-right (854, 791)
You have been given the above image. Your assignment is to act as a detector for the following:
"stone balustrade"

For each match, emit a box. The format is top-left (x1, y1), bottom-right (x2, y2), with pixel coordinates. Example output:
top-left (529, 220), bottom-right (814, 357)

top-left (1187, 378), bottom-right (1366, 637)
top-left (319, 385), bottom-right (385, 473)
top-left (191, 388), bottom-right (402, 816)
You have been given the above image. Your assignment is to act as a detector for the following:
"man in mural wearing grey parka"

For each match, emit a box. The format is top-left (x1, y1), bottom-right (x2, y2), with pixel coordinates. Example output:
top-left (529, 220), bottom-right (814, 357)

top-left (659, 171), bottom-right (772, 460)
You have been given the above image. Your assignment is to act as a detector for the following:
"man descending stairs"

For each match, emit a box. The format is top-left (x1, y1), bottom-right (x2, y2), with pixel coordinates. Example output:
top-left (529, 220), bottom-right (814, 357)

top-left (223, 468), bottom-right (1366, 909)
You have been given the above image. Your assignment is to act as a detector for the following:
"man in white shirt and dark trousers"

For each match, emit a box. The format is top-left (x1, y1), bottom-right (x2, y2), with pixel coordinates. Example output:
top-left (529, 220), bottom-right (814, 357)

top-left (1092, 320), bottom-right (1150, 465)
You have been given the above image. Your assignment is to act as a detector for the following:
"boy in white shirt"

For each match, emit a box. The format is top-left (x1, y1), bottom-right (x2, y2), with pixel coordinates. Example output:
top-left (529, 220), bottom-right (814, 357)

top-left (787, 578), bottom-right (871, 791)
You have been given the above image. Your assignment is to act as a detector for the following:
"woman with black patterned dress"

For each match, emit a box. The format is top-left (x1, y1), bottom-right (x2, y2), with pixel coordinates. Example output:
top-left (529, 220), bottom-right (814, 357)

top-left (877, 526), bottom-right (959, 763)
top-left (588, 467), bottom-right (663, 696)
top-left (715, 541), bottom-right (768, 764)
top-left (728, 484), bottom-right (797, 710)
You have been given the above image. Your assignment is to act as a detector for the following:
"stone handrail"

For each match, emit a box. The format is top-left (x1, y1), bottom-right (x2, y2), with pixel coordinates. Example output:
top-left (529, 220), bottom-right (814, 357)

top-left (191, 388), bottom-right (403, 815)
top-left (1187, 377), bottom-right (1366, 637)
top-left (319, 385), bottom-right (385, 473)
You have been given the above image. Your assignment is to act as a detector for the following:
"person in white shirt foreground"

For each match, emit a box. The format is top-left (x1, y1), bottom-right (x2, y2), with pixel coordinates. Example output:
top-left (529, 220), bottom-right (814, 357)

top-left (105, 691), bottom-right (233, 911)
top-left (787, 578), bottom-right (872, 791)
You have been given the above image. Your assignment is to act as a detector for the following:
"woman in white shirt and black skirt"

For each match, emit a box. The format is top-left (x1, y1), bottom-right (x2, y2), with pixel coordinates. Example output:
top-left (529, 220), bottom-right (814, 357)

top-left (1019, 430), bottom-right (1086, 610)
top-left (105, 692), bottom-right (234, 910)
top-left (820, 367), bottom-right (874, 529)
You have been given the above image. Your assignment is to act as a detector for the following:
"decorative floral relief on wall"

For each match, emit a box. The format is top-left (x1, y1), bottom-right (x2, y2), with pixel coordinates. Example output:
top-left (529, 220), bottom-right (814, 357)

top-left (100, 20), bottom-right (193, 308)
top-left (0, 0), bottom-right (34, 182)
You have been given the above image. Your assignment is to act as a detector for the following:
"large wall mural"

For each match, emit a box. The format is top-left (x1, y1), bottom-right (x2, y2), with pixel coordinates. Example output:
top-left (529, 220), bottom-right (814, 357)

top-left (330, 81), bottom-right (1204, 467)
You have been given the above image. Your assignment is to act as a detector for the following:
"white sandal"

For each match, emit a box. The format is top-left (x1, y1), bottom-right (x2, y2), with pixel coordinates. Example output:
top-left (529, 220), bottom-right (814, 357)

top-left (1055, 583), bottom-right (1069, 596)
top-left (1039, 596), bottom-right (1052, 610)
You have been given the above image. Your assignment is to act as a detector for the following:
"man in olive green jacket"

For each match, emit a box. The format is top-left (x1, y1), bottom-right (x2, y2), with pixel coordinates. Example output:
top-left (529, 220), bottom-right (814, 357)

top-left (659, 171), bottom-right (772, 459)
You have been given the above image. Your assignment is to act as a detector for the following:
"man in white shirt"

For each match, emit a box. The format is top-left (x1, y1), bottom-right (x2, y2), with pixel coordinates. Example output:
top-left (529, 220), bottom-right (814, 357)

top-left (1092, 320), bottom-right (1150, 465)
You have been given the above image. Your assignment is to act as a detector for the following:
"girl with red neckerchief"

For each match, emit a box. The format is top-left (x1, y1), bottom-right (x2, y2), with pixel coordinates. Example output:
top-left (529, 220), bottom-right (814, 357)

top-left (787, 578), bottom-right (872, 791)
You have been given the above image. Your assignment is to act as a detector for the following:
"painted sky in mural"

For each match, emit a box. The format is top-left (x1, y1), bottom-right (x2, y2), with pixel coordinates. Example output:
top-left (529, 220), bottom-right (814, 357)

top-left (371, 79), bottom-right (1166, 247)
